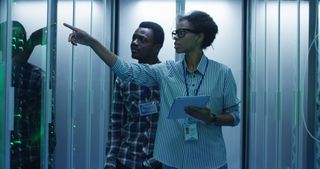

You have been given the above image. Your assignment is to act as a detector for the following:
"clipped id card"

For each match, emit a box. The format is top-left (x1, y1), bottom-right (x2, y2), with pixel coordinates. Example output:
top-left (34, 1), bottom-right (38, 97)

top-left (183, 122), bottom-right (198, 141)
top-left (138, 101), bottom-right (158, 116)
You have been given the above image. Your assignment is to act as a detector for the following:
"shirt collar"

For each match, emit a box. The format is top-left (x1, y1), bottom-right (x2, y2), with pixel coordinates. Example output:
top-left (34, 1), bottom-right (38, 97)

top-left (183, 54), bottom-right (207, 75)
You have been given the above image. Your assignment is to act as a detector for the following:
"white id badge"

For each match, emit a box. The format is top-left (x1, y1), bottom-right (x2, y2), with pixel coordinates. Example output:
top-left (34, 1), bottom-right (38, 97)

top-left (138, 101), bottom-right (158, 116)
top-left (183, 122), bottom-right (198, 141)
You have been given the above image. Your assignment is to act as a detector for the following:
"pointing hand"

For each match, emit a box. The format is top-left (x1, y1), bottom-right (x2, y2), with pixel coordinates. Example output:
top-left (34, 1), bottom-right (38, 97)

top-left (63, 23), bottom-right (92, 46)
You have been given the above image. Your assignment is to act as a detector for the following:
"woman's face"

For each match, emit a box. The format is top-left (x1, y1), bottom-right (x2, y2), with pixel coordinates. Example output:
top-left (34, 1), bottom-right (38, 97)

top-left (173, 20), bottom-right (200, 54)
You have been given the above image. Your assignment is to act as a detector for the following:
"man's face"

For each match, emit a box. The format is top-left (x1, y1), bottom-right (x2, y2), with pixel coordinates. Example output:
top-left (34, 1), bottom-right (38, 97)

top-left (130, 27), bottom-right (156, 63)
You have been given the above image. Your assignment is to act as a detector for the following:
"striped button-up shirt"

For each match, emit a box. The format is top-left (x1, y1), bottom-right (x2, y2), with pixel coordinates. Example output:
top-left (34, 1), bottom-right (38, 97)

top-left (111, 54), bottom-right (240, 169)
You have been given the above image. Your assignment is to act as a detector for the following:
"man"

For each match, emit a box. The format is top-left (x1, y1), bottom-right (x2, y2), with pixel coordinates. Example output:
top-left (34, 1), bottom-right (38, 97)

top-left (105, 21), bottom-right (164, 169)
top-left (1, 21), bottom-right (56, 169)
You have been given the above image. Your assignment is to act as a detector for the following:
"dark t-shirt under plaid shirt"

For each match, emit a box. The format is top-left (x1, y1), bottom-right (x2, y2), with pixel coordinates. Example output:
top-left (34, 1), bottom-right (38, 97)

top-left (105, 77), bottom-right (161, 169)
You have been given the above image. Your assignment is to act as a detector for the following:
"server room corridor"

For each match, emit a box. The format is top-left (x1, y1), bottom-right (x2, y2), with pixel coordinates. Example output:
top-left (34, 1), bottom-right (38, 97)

top-left (0, 0), bottom-right (319, 169)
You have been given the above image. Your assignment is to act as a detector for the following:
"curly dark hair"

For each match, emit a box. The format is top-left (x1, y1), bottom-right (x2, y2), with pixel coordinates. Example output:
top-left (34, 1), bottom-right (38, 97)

top-left (179, 11), bottom-right (218, 49)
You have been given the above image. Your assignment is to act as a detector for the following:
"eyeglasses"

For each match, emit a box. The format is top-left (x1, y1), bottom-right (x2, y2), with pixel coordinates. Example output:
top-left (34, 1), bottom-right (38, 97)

top-left (171, 28), bottom-right (199, 39)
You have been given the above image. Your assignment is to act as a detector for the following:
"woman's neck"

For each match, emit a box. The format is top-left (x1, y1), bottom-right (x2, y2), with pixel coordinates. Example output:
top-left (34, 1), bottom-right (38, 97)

top-left (185, 50), bottom-right (203, 72)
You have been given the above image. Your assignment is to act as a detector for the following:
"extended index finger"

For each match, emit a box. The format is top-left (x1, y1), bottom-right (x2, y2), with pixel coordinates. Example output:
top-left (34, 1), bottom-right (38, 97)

top-left (63, 23), bottom-right (79, 32)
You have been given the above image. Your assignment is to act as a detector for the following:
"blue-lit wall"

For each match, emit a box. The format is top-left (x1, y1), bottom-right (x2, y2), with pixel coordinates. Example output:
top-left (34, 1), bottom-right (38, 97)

top-left (247, 1), bottom-right (320, 169)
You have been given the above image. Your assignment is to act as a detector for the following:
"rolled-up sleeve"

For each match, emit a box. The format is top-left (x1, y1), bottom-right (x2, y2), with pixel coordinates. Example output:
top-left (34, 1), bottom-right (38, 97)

top-left (223, 68), bottom-right (240, 126)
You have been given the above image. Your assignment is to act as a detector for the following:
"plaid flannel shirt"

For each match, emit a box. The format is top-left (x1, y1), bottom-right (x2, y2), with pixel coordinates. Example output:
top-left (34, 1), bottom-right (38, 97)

top-left (105, 77), bottom-right (161, 169)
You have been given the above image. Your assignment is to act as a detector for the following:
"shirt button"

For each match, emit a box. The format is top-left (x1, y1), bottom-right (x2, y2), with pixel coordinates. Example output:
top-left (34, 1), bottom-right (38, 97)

top-left (142, 147), bottom-right (148, 154)
top-left (143, 161), bottom-right (148, 166)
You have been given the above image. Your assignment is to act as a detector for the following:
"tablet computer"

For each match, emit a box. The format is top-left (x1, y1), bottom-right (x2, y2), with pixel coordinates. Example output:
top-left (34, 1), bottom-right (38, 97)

top-left (167, 95), bottom-right (210, 119)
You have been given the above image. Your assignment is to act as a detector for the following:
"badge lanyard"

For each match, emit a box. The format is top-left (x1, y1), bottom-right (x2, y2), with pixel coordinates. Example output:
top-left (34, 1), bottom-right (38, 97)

top-left (182, 58), bottom-right (209, 141)
top-left (182, 58), bottom-right (209, 96)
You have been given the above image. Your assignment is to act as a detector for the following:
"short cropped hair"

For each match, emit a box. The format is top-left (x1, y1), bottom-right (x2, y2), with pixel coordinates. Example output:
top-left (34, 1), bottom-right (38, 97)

top-left (179, 11), bottom-right (218, 49)
top-left (139, 21), bottom-right (164, 46)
